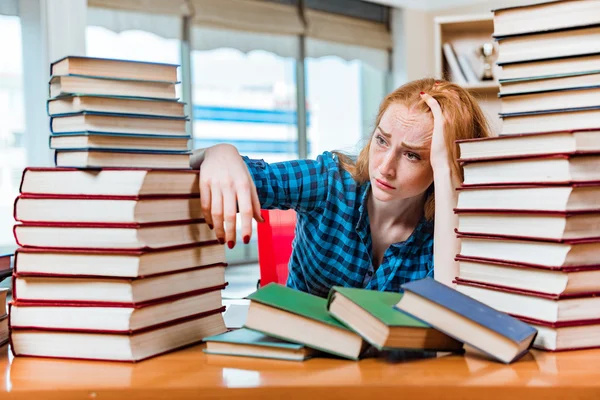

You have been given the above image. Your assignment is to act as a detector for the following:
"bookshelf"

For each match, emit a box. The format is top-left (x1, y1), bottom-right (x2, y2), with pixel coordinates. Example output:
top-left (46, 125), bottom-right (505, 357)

top-left (434, 13), bottom-right (502, 135)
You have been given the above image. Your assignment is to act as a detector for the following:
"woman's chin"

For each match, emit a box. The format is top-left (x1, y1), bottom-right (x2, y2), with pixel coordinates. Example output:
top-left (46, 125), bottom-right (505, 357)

top-left (371, 186), bottom-right (397, 202)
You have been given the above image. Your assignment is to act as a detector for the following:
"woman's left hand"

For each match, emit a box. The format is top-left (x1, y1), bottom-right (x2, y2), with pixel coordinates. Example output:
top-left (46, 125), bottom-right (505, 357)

top-left (420, 92), bottom-right (449, 171)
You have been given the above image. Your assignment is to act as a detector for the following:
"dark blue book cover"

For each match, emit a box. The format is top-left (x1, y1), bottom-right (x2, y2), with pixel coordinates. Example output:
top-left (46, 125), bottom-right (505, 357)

top-left (398, 278), bottom-right (537, 363)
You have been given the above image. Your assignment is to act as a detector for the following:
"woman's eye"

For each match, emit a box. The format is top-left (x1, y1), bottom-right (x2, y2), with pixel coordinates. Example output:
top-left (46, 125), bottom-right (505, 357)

top-left (375, 135), bottom-right (387, 146)
top-left (406, 152), bottom-right (421, 161)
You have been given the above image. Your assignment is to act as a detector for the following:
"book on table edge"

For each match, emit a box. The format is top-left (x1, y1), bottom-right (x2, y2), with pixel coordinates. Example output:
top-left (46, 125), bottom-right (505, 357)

top-left (8, 307), bottom-right (225, 363)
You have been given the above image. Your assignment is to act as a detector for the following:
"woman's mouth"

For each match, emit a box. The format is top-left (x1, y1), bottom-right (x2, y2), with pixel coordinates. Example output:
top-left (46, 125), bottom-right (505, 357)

top-left (375, 178), bottom-right (396, 190)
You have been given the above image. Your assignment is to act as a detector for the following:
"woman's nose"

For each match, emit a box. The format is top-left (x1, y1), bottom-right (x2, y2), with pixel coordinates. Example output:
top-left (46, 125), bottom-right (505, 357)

top-left (378, 152), bottom-right (396, 177)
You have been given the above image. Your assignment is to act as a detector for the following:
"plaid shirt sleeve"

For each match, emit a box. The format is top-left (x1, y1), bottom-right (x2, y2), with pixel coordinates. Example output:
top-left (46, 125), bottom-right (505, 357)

top-left (242, 152), bottom-right (341, 213)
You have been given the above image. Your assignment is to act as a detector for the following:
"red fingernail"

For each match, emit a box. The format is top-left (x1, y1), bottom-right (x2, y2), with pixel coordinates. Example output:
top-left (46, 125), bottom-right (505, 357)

top-left (243, 235), bottom-right (250, 244)
top-left (420, 92), bottom-right (425, 95)
top-left (227, 241), bottom-right (235, 249)
top-left (434, 81), bottom-right (440, 85)
top-left (208, 224), bottom-right (214, 230)
top-left (218, 238), bottom-right (225, 245)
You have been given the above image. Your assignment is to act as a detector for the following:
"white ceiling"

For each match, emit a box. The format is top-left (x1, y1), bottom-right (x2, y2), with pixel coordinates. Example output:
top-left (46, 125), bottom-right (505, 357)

top-left (362, 0), bottom-right (493, 11)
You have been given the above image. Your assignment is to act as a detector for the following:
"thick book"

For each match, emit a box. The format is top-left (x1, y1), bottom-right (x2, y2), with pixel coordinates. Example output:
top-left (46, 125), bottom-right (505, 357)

top-left (500, 107), bottom-right (600, 135)
top-left (499, 71), bottom-right (600, 95)
top-left (396, 278), bottom-right (537, 364)
top-left (50, 112), bottom-right (187, 136)
top-left (495, 25), bottom-right (600, 65)
top-left (458, 233), bottom-right (600, 268)
top-left (50, 75), bottom-right (177, 100)
top-left (456, 255), bottom-right (600, 297)
top-left (14, 194), bottom-right (202, 224)
top-left (55, 149), bottom-right (191, 170)
top-left (456, 183), bottom-right (600, 212)
top-left (203, 328), bottom-right (318, 361)
top-left (498, 53), bottom-right (600, 81)
top-left (492, 1), bottom-right (600, 38)
top-left (12, 263), bottom-right (226, 304)
top-left (51, 56), bottom-right (179, 82)
top-left (50, 132), bottom-right (190, 152)
top-left (244, 283), bottom-right (368, 360)
top-left (499, 86), bottom-right (600, 115)
top-left (517, 316), bottom-right (600, 351)
top-left (10, 308), bottom-right (226, 362)
top-left (19, 167), bottom-right (199, 197)
top-left (326, 287), bottom-right (463, 351)
top-left (13, 219), bottom-right (214, 250)
top-left (455, 279), bottom-right (600, 325)
top-left (461, 153), bottom-right (600, 186)
top-left (48, 95), bottom-right (185, 117)
top-left (14, 242), bottom-right (224, 278)
top-left (455, 209), bottom-right (600, 241)
top-left (10, 286), bottom-right (225, 333)
top-left (457, 130), bottom-right (600, 161)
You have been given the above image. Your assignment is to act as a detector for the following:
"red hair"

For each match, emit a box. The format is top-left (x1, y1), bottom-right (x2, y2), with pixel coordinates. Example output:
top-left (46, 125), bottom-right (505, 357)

top-left (334, 78), bottom-right (493, 220)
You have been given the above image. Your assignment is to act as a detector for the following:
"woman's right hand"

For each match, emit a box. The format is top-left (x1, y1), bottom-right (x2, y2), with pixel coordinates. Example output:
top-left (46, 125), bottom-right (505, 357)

top-left (199, 144), bottom-right (264, 248)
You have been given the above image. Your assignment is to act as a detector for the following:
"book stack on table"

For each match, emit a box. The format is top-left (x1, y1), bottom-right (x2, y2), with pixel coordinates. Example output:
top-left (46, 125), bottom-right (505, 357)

top-left (9, 56), bottom-right (227, 362)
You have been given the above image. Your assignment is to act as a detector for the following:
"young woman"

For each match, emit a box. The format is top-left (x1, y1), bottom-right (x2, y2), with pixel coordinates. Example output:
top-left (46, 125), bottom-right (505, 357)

top-left (191, 78), bottom-right (492, 297)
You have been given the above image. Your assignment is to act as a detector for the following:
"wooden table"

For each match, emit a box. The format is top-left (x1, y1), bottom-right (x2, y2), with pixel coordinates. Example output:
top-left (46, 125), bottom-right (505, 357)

top-left (1, 342), bottom-right (600, 399)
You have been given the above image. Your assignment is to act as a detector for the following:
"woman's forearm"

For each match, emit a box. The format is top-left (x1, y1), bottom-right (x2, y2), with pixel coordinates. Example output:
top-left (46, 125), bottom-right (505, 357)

top-left (432, 164), bottom-right (462, 287)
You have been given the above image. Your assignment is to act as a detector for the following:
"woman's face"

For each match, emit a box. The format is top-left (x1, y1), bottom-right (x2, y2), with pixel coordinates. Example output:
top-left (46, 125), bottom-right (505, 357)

top-left (368, 103), bottom-right (434, 203)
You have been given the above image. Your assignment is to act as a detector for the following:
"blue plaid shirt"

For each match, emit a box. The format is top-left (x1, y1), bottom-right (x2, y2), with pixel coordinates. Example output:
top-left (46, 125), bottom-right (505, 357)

top-left (244, 151), bottom-right (434, 298)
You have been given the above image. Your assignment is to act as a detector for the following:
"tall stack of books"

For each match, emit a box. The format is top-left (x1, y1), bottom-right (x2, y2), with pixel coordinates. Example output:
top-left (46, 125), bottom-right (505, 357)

top-left (453, 0), bottom-right (600, 352)
top-left (9, 56), bottom-right (227, 362)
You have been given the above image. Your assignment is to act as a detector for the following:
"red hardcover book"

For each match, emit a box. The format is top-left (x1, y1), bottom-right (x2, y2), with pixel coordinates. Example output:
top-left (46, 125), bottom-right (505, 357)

top-left (13, 219), bottom-right (214, 250)
top-left (14, 193), bottom-right (202, 225)
top-left (14, 242), bottom-right (224, 278)
top-left (454, 209), bottom-right (600, 241)
top-left (457, 130), bottom-right (600, 162)
top-left (456, 182), bottom-right (600, 213)
top-left (12, 263), bottom-right (227, 305)
top-left (460, 153), bottom-right (600, 186)
top-left (19, 167), bottom-right (199, 197)
top-left (457, 233), bottom-right (600, 267)
top-left (454, 278), bottom-right (600, 326)
top-left (9, 306), bottom-right (226, 362)
top-left (10, 284), bottom-right (227, 333)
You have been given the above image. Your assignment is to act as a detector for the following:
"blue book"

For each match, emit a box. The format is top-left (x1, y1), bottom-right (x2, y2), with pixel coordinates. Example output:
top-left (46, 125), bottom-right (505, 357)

top-left (395, 278), bottom-right (537, 364)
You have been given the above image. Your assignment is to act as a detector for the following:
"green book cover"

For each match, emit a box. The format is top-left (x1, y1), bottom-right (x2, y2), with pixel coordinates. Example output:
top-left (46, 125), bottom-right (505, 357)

top-left (326, 286), bottom-right (429, 328)
top-left (246, 283), bottom-right (354, 332)
top-left (245, 283), bottom-right (366, 360)
top-left (204, 328), bottom-right (306, 350)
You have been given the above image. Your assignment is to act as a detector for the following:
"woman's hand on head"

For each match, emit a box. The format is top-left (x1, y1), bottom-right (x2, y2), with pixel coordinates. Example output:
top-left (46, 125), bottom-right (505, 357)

top-left (199, 144), bottom-right (263, 248)
top-left (420, 92), bottom-right (449, 170)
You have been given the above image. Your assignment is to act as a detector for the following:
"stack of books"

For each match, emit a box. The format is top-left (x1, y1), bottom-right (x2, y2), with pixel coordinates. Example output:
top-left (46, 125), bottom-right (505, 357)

top-left (48, 56), bottom-right (191, 169)
top-left (204, 281), bottom-right (537, 364)
top-left (9, 56), bottom-right (227, 362)
top-left (453, 0), bottom-right (600, 352)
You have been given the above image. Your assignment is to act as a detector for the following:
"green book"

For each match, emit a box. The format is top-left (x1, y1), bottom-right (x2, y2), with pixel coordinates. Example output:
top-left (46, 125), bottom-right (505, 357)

top-left (327, 286), bottom-right (464, 352)
top-left (244, 283), bottom-right (368, 360)
top-left (203, 328), bottom-right (317, 361)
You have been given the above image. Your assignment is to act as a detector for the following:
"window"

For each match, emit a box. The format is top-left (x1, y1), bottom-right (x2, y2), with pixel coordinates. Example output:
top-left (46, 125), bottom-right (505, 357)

top-left (0, 15), bottom-right (25, 254)
top-left (306, 40), bottom-right (388, 159)
top-left (191, 48), bottom-right (298, 163)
